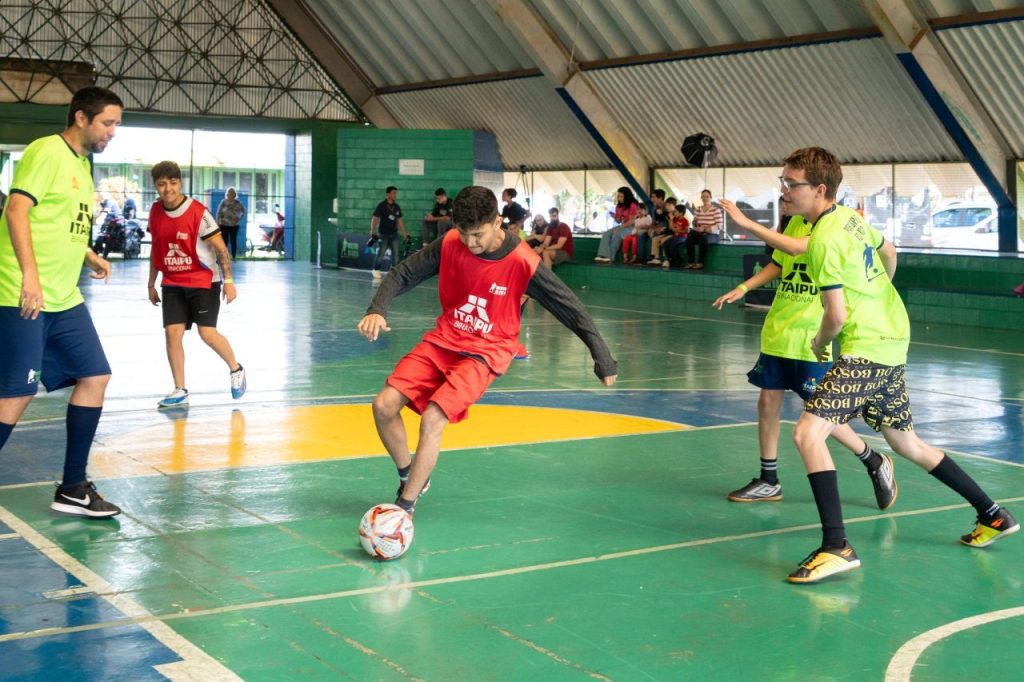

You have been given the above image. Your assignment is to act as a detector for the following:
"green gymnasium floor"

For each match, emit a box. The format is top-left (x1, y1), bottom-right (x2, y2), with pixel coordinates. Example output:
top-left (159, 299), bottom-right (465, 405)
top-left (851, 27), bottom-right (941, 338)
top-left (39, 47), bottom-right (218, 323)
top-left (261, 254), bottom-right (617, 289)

top-left (1, 260), bottom-right (1022, 681)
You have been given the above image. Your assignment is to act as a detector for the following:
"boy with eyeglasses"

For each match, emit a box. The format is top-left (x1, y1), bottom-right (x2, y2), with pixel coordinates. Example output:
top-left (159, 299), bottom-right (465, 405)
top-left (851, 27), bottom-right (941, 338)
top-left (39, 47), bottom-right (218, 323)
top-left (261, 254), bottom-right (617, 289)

top-left (713, 198), bottom-right (897, 511)
top-left (721, 147), bottom-right (1017, 584)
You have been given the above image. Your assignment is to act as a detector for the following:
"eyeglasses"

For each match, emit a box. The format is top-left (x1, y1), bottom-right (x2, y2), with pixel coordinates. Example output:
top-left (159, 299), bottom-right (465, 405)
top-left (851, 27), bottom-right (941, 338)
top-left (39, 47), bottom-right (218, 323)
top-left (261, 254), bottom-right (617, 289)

top-left (778, 176), bottom-right (816, 192)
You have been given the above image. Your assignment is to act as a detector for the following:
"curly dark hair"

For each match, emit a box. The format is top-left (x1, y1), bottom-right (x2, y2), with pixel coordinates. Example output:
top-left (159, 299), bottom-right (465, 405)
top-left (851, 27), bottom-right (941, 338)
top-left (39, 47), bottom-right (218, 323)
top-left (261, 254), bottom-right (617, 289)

top-left (453, 186), bottom-right (498, 229)
top-left (150, 160), bottom-right (181, 182)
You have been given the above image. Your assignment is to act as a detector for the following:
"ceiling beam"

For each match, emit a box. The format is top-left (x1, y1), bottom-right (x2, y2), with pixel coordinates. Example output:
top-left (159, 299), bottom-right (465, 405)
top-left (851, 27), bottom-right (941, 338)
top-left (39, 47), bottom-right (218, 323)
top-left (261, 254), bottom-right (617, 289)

top-left (488, 0), bottom-right (651, 203)
top-left (864, 0), bottom-right (1016, 251)
top-left (264, 0), bottom-right (401, 128)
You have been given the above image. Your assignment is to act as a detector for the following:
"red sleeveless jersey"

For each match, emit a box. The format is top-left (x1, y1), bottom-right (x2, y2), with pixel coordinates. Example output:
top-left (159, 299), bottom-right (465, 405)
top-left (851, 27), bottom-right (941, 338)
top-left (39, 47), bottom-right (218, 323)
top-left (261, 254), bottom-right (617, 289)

top-left (422, 230), bottom-right (540, 374)
top-left (149, 198), bottom-right (217, 288)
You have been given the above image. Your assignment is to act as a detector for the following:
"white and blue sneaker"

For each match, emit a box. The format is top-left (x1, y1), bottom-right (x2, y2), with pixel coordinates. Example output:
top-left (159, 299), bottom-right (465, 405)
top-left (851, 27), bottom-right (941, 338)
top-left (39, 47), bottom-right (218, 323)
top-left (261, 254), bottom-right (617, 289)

top-left (158, 388), bottom-right (189, 408)
top-left (230, 365), bottom-right (247, 400)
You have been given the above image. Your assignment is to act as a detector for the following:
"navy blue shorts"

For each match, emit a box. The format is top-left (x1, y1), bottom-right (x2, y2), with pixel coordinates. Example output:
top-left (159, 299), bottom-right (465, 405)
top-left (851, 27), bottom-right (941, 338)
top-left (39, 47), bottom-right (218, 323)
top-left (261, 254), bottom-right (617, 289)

top-left (747, 352), bottom-right (831, 400)
top-left (0, 304), bottom-right (111, 397)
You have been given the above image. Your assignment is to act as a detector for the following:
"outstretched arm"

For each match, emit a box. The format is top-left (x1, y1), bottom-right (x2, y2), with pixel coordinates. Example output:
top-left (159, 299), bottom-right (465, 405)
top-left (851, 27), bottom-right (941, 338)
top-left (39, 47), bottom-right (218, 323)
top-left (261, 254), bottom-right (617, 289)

top-left (525, 266), bottom-right (617, 384)
top-left (365, 237), bottom-right (443, 318)
top-left (718, 200), bottom-right (808, 256)
top-left (713, 261), bottom-right (781, 309)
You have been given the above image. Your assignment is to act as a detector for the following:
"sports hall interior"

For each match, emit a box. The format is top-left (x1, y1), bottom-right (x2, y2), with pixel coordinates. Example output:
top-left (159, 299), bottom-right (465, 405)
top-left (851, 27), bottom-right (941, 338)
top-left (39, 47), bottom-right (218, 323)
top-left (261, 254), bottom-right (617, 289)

top-left (1, 1), bottom-right (1024, 680)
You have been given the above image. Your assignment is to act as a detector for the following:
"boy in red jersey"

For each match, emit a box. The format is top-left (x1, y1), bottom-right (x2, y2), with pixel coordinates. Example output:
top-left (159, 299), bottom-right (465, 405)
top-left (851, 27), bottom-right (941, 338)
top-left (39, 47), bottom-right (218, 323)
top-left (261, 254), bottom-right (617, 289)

top-left (358, 186), bottom-right (618, 514)
top-left (147, 161), bottom-right (246, 408)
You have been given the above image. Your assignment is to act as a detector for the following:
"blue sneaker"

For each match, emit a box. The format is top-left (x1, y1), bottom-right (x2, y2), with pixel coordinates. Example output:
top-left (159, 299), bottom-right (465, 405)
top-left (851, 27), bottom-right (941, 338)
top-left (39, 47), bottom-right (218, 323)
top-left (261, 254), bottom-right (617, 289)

top-left (158, 388), bottom-right (189, 408)
top-left (230, 365), bottom-right (246, 399)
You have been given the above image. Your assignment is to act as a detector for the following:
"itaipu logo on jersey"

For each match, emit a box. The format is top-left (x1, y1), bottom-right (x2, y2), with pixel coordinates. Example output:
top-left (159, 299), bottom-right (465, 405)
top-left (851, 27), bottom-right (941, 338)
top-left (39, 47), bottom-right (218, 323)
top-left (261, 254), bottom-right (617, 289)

top-left (69, 202), bottom-right (91, 243)
top-left (164, 242), bottom-right (193, 271)
top-left (779, 262), bottom-right (817, 296)
top-left (453, 294), bottom-right (493, 334)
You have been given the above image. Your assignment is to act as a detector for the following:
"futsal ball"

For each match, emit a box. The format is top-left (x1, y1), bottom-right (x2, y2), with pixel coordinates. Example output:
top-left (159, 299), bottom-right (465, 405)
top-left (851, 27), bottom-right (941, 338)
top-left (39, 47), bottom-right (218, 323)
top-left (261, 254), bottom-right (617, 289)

top-left (359, 503), bottom-right (414, 560)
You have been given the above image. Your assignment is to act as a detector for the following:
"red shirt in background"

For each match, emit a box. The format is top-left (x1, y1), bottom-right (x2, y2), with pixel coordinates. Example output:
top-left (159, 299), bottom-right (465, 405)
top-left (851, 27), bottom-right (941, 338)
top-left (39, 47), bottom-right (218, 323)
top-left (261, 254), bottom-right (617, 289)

top-left (546, 222), bottom-right (573, 258)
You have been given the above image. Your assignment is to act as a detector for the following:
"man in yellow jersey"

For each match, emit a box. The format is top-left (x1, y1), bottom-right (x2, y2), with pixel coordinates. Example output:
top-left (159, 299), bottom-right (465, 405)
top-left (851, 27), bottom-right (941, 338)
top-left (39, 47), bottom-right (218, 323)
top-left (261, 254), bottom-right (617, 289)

top-left (713, 201), bottom-right (897, 510)
top-left (0, 86), bottom-right (124, 517)
top-left (729, 147), bottom-right (1016, 584)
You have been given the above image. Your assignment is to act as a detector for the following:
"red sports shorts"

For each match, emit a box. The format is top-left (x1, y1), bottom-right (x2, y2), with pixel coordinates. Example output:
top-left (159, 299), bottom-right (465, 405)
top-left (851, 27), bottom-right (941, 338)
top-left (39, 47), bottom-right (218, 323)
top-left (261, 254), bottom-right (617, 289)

top-left (386, 341), bottom-right (496, 424)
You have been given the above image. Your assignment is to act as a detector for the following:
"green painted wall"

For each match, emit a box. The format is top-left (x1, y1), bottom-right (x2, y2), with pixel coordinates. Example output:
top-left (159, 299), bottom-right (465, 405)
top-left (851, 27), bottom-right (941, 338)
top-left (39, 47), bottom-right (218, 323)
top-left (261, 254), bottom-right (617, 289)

top-left (334, 128), bottom-right (475, 263)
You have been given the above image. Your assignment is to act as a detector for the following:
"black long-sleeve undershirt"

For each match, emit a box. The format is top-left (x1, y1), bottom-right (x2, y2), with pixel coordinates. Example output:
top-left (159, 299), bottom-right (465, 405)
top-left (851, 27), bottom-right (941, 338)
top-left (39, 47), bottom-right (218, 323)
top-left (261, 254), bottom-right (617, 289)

top-left (366, 234), bottom-right (617, 379)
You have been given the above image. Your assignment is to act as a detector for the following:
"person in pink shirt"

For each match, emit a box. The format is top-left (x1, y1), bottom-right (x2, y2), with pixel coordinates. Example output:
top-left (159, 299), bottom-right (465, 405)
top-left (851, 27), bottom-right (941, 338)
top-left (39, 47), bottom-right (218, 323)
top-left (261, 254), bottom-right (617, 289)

top-left (594, 187), bottom-right (639, 263)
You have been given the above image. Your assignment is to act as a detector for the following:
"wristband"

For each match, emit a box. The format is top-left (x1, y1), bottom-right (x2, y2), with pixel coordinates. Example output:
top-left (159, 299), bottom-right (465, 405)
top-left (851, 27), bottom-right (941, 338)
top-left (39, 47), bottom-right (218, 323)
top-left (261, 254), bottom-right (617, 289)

top-left (224, 278), bottom-right (234, 284)
top-left (737, 283), bottom-right (748, 293)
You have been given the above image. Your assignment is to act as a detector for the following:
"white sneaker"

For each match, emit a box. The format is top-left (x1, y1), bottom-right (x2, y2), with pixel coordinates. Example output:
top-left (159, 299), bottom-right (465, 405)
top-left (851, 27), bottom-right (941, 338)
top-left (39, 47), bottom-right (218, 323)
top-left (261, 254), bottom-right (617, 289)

top-left (371, 269), bottom-right (382, 279)
top-left (594, 256), bottom-right (610, 263)
top-left (230, 365), bottom-right (246, 400)
top-left (661, 260), bottom-right (669, 268)
top-left (158, 388), bottom-right (189, 408)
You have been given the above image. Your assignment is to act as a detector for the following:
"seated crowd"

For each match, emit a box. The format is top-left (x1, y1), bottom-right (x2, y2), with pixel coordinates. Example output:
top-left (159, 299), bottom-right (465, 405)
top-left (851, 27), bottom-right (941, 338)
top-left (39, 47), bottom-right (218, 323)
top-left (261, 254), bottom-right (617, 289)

top-left (594, 186), bottom-right (724, 269)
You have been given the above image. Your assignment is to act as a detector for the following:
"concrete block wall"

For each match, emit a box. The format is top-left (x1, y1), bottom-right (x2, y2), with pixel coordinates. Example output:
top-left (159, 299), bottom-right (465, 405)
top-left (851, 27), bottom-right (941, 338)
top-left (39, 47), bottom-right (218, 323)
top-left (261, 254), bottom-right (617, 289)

top-left (337, 128), bottom-right (475, 246)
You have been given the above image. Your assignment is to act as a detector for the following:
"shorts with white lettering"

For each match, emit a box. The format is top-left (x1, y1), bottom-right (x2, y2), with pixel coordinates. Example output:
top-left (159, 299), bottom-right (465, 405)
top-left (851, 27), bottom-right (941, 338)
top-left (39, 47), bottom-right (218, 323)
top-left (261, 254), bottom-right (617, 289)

top-left (161, 283), bottom-right (221, 330)
top-left (804, 356), bottom-right (913, 432)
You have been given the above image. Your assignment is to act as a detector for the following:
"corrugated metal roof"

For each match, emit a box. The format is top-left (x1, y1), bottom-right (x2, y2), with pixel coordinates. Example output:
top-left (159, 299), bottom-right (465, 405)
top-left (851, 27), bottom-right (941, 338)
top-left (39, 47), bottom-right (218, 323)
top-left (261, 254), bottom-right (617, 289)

top-left (937, 20), bottom-right (1024, 157)
top-left (304, 0), bottom-right (535, 87)
top-left (917, 0), bottom-right (1024, 19)
top-left (379, 76), bottom-right (610, 170)
top-left (530, 0), bottom-right (874, 64)
top-left (586, 37), bottom-right (961, 166)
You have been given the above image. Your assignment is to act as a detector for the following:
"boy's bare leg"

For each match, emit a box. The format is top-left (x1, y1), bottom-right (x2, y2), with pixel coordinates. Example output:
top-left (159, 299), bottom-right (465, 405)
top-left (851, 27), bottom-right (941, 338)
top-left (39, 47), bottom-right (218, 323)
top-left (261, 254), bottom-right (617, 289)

top-left (372, 385), bottom-right (412, 469)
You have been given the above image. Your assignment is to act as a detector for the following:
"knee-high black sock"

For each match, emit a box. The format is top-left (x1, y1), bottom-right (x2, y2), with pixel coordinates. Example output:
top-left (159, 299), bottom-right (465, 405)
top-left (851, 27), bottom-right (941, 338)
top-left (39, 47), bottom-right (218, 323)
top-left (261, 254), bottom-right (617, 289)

top-left (808, 470), bottom-right (846, 549)
top-left (63, 405), bottom-right (102, 487)
top-left (0, 421), bottom-right (14, 452)
top-left (929, 454), bottom-right (998, 518)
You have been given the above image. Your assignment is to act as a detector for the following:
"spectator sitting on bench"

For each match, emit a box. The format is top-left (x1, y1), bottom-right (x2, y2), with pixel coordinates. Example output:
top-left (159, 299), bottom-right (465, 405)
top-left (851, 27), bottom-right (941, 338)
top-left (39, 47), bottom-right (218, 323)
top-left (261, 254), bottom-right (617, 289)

top-left (594, 186), bottom-right (639, 263)
top-left (535, 207), bottom-right (574, 269)
top-left (422, 187), bottom-right (453, 243)
top-left (685, 189), bottom-right (723, 270)
top-left (526, 214), bottom-right (547, 248)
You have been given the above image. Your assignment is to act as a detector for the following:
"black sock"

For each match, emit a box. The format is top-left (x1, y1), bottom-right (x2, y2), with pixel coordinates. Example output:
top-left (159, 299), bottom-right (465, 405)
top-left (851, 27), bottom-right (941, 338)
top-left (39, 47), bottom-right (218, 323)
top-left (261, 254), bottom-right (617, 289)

top-left (0, 421), bottom-right (13, 452)
top-left (63, 405), bottom-right (102, 487)
top-left (395, 496), bottom-right (415, 513)
top-left (759, 458), bottom-right (778, 485)
top-left (856, 444), bottom-right (883, 470)
top-left (808, 470), bottom-right (846, 549)
top-left (929, 454), bottom-right (998, 518)
top-left (397, 464), bottom-right (411, 482)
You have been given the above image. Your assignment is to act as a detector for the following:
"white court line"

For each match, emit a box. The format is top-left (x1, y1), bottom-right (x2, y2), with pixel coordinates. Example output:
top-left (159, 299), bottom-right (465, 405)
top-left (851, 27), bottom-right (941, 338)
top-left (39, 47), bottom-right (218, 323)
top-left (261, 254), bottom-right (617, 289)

top-left (4, 496), bottom-right (1023, 644)
top-left (43, 586), bottom-right (97, 600)
top-left (0, 532), bottom-right (18, 541)
top-left (885, 606), bottom-right (1024, 681)
top-left (0, 505), bottom-right (241, 681)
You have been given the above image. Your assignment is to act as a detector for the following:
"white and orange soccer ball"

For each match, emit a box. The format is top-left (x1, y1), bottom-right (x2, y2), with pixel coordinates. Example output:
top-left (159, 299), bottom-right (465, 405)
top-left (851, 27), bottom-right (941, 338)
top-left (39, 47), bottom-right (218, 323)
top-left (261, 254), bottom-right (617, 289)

top-left (358, 503), bottom-right (415, 560)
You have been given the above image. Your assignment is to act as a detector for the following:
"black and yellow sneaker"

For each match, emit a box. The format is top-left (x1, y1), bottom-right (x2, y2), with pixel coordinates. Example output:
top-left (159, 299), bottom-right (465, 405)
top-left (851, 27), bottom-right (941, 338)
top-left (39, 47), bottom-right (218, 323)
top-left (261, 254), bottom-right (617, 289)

top-left (960, 508), bottom-right (1020, 548)
top-left (787, 544), bottom-right (861, 584)
top-left (51, 481), bottom-right (121, 518)
top-left (867, 452), bottom-right (898, 510)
